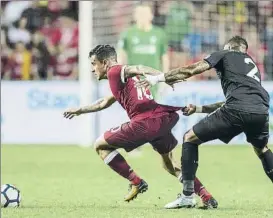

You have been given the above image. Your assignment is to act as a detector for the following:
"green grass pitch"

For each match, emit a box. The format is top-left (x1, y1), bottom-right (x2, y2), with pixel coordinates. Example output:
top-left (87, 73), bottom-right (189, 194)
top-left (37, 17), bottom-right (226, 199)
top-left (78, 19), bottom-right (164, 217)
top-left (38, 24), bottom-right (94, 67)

top-left (1, 144), bottom-right (273, 218)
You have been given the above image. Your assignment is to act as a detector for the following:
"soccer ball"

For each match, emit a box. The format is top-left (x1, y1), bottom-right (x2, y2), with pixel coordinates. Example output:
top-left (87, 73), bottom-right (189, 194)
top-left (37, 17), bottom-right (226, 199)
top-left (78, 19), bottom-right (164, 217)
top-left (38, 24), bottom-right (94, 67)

top-left (1, 184), bottom-right (21, 208)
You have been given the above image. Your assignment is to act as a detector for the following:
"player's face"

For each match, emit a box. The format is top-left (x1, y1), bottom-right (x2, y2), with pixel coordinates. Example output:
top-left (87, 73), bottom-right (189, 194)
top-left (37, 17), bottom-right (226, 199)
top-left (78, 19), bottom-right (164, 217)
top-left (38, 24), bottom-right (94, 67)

top-left (134, 6), bottom-right (153, 25)
top-left (90, 55), bottom-right (107, 80)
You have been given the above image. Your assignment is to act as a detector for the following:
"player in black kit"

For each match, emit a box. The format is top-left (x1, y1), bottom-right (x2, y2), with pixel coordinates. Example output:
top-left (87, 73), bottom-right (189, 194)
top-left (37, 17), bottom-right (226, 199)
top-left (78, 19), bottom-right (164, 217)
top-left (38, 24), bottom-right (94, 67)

top-left (136, 36), bottom-right (272, 209)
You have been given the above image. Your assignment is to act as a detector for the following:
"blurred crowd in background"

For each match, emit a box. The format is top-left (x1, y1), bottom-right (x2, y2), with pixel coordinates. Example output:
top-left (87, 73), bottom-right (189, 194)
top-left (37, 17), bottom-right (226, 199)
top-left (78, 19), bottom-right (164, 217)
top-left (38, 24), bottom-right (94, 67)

top-left (1, 1), bottom-right (78, 80)
top-left (1, 1), bottom-right (273, 82)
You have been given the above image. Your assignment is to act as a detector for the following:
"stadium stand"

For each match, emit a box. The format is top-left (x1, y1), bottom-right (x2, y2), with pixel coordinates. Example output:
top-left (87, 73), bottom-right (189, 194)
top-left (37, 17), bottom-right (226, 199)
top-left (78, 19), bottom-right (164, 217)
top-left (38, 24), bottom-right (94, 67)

top-left (1, 1), bottom-right (272, 81)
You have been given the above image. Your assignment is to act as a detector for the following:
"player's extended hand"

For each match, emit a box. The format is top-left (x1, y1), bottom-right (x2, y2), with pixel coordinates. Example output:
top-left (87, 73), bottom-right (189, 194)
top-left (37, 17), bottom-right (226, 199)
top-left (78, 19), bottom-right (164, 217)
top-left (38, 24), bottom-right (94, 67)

top-left (134, 78), bottom-right (152, 89)
top-left (182, 104), bottom-right (196, 116)
top-left (63, 108), bottom-right (82, 119)
top-left (135, 74), bottom-right (175, 90)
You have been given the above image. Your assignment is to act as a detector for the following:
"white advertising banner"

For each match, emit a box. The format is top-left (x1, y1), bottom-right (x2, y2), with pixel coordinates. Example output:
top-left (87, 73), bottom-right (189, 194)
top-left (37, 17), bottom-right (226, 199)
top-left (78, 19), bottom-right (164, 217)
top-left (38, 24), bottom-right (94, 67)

top-left (1, 81), bottom-right (272, 145)
top-left (1, 82), bottom-right (82, 144)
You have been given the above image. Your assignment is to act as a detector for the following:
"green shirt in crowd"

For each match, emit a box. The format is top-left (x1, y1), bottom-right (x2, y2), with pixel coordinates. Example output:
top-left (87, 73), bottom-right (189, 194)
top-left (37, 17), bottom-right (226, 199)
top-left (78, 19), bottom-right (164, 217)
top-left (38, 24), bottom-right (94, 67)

top-left (165, 2), bottom-right (191, 43)
top-left (118, 25), bottom-right (168, 98)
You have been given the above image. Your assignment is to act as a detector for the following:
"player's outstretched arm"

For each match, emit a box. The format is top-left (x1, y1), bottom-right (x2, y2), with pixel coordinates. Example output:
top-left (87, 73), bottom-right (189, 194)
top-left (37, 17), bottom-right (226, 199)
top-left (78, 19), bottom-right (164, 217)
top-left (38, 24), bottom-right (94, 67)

top-left (134, 60), bottom-right (211, 89)
top-left (123, 65), bottom-right (163, 79)
top-left (201, 101), bottom-right (225, 113)
top-left (182, 101), bottom-right (225, 116)
top-left (63, 96), bottom-right (116, 119)
top-left (164, 60), bottom-right (211, 85)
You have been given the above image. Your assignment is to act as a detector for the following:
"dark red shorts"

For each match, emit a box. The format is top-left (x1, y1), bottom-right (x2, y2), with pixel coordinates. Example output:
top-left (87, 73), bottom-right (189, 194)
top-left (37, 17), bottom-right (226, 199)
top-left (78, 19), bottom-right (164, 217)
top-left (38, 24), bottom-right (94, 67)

top-left (104, 112), bottom-right (179, 154)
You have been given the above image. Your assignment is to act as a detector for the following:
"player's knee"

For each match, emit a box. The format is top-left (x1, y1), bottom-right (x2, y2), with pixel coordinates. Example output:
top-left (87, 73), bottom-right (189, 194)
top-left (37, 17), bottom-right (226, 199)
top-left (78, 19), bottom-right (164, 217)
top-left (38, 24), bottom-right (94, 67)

top-left (93, 139), bottom-right (101, 154)
top-left (93, 135), bottom-right (106, 153)
top-left (183, 129), bottom-right (197, 143)
top-left (253, 145), bottom-right (269, 158)
top-left (94, 135), bottom-right (114, 157)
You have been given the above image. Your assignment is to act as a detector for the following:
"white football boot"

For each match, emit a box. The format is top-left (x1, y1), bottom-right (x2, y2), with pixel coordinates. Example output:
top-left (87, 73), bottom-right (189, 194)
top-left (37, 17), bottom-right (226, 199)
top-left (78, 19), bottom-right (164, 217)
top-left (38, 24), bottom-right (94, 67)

top-left (164, 193), bottom-right (197, 209)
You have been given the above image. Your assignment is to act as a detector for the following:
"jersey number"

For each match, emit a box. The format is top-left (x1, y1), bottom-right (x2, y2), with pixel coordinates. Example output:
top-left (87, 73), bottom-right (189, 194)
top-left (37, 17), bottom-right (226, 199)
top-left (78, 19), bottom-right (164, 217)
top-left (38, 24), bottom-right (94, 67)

top-left (244, 58), bottom-right (260, 82)
top-left (132, 77), bottom-right (153, 100)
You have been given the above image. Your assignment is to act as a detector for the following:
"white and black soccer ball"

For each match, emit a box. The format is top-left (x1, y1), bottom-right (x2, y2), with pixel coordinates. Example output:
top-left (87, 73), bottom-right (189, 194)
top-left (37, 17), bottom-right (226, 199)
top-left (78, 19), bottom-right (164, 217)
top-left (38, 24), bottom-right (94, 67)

top-left (1, 184), bottom-right (21, 208)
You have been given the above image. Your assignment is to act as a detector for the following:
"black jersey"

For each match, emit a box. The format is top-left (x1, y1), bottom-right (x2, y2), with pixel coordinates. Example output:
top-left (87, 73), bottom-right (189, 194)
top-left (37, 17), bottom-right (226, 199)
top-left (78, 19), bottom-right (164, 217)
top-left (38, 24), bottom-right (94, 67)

top-left (204, 50), bottom-right (270, 114)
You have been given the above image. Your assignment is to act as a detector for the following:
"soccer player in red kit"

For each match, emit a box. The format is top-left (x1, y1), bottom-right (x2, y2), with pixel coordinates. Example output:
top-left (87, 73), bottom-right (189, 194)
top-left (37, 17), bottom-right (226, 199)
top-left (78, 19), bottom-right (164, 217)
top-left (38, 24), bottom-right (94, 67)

top-left (63, 45), bottom-right (217, 208)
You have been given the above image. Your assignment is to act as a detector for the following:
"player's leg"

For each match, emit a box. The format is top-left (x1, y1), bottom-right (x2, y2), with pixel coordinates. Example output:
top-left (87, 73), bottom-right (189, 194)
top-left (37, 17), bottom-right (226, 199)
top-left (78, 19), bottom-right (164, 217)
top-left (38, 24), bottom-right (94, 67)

top-left (154, 134), bottom-right (217, 209)
top-left (253, 146), bottom-right (273, 182)
top-left (147, 112), bottom-right (182, 177)
top-left (94, 135), bottom-right (142, 185)
top-left (100, 122), bottom-right (148, 201)
top-left (244, 113), bottom-right (273, 182)
top-left (165, 107), bottom-right (241, 209)
top-left (181, 108), bottom-right (242, 199)
top-left (160, 151), bottom-right (180, 177)
top-left (95, 124), bottom-right (148, 202)
top-left (163, 129), bottom-right (203, 209)
top-left (181, 130), bottom-right (218, 209)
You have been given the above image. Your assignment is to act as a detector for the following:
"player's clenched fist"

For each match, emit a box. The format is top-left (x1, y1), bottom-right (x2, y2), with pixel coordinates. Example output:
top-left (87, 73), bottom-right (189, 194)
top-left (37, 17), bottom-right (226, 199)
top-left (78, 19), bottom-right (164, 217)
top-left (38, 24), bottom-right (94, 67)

top-left (182, 104), bottom-right (197, 116)
top-left (63, 108), bottom-right (82, 119)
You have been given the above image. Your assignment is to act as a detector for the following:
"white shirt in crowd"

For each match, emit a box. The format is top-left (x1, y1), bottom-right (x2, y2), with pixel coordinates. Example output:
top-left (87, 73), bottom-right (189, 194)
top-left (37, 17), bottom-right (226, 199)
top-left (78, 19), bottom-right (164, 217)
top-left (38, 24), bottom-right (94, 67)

top-left (2, 1), bottom-right (31, 26)
top-left (8, 27), bottom-right (31, 44)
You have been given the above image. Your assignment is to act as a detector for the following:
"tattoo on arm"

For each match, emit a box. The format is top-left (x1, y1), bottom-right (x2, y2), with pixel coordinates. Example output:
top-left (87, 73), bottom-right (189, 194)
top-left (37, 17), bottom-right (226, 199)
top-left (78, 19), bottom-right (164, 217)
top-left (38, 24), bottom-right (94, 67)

top-left (202, 101), bottom-right (225, 113)
top-left (80, 99), bottom-right (104, 113)
top-left (124, 65), bottom-right (163, 79)
top-left (165, 60), bottom-right (211, 84)
top-left (80, 96), bottom-right (116, 113)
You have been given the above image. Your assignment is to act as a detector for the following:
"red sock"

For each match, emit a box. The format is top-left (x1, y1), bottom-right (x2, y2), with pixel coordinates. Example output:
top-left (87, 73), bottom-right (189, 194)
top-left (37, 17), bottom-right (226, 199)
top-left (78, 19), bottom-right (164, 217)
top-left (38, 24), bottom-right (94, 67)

top-left (194, 177), bottom-right (212, 201)
top-left (104, 150), bottom-right (141, 185)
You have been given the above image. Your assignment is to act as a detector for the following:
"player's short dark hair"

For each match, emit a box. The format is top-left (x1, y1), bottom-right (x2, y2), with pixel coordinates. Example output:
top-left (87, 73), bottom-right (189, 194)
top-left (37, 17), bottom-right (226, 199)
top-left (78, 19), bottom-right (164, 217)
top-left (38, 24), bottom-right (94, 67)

top-left (228, 36), bottom-right (248, 50)
top-left (89, 45), bottom-right (117, 62)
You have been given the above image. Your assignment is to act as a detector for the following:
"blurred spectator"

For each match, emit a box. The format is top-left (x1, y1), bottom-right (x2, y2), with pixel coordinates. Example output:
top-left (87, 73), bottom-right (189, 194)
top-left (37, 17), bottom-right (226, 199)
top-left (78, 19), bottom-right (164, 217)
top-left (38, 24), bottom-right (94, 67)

top-left (164, 1), bottom-right (194, 69)
top-left (47, 0), bottom-right (70, 19)
top-left (49, 15), bottom-right (79, 80)
top-left (39, 16), bottom-right (53, 41)
top-left (258, 1), bottom-right (273, 18)
top-left (202, 20), bottom-right (219, 52)
top-left (117, 3), bottom-right (169, 98)
top-left (183, 12), bottom-right (203, 58)
top-left (182, 11), bottom-right (219, 57)
top-left (1, 1), bottom-right (272, 81)
top-left (234, 1), bottom-right (248, 24)
top-left (21, 2), bottom-right (45, 33)
top-left (165, 1), bottom-right (193, 51)
top-left (102, 1), bottom-right (137, 46)
top-left (1, 28), bottom-right (12, 79)
top-left (244, 25), bottom-right (265, 79)
top-left (261, 17), bottom-right (273, 80)
top-left (1, 1), bottom-right (79, 81)
top-left (247, 2), bottom-right (259, 27)
top-left (152, 1), bottom-right (170, 28)
top-left (93, 1), bottom-right (115, 46)
top-left (2, 1), bottom-right (31, 27)
top-left (8, 18), bottom-right (31, 46)
top-left (31, 31), bottom-right (50, 80)
top-left (5, 42), bottom-right (38, 80)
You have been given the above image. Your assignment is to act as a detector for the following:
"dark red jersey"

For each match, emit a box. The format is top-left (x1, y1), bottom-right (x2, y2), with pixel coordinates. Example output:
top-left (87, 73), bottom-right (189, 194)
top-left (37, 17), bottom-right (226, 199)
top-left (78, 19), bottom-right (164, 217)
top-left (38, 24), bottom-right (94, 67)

top-left (107, 65), bottom-right (181, 121)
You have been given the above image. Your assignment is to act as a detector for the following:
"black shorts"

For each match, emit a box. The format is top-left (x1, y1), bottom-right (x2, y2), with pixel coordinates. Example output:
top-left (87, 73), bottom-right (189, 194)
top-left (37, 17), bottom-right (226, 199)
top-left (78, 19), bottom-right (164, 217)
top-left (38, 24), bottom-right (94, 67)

top-left (193, 106), bottom-right (269, 149)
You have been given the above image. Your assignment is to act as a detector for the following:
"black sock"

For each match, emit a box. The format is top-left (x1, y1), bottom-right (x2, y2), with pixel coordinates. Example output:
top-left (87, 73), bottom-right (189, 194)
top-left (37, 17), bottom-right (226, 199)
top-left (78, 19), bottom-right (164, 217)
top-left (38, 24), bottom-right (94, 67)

top-left (182, 142), bottom-right (199, 195)
top-left (259, 149), bottom-right (273, 182)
